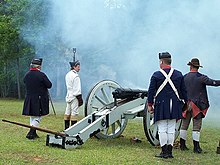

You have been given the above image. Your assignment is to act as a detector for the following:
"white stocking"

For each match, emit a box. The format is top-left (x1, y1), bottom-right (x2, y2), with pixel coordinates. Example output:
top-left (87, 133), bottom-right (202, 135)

top-left (180, 130), bottom-right (187, 140)
top-left (30, 116), bottom-right (42, 127)
top-left (192, 131), bottom-right (200, 142)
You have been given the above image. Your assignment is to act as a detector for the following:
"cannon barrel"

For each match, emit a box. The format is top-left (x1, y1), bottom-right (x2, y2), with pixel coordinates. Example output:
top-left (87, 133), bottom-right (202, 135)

top-left (112, 88), bottom-right (148, 99)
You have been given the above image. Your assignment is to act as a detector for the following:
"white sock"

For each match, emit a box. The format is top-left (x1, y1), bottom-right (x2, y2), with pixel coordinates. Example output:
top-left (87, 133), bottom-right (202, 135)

top-left (192, 131), bottom-right (200, 141)
top-left (30, 116), bottom-right (42, 127)
top-left (180, 130), bottom-right (187, 140)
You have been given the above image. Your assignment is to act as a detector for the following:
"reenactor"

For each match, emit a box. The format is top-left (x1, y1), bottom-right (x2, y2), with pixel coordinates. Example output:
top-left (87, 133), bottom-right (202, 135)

top-left (23, 58), bottom-right (52, 139)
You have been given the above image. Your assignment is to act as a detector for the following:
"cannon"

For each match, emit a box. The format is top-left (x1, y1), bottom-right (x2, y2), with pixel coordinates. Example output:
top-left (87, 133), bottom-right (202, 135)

top-left (46, 80), bottom-right (181, 149)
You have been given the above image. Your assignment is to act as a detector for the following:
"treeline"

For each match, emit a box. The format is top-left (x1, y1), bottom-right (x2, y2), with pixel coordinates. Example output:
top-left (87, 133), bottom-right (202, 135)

top-left (0, 0), bottom-right (49, 99)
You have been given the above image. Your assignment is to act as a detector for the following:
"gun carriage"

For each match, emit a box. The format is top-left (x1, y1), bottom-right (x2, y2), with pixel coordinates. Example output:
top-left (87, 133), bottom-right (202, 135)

top-left (46, 80), bottom-right (181, 149)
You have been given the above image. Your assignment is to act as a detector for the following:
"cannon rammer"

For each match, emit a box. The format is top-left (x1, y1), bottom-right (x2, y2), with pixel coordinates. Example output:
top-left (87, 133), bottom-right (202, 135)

top-left (46, 80), bottom-right (181, 149)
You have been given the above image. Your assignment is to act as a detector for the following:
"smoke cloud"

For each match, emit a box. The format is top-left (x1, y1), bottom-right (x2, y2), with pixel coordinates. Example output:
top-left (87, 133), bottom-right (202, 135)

top-left (21, 0), bottom-right (220, 120)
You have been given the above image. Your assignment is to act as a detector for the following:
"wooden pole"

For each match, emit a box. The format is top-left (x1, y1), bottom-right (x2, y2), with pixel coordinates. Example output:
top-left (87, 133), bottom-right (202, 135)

top-left (2, 119), bottom-right (67, 137)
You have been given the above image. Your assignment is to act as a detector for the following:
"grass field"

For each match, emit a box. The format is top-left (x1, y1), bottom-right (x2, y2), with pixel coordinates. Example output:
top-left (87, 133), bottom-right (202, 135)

top-left (0, 99), bottom-right (220, 165)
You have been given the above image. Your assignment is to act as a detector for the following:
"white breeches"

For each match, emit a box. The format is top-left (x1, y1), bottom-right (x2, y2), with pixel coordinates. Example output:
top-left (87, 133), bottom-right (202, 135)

top-left (157, 119), bottom-right (176, 147)
top-left (64, 98), bottom-right (79, 121)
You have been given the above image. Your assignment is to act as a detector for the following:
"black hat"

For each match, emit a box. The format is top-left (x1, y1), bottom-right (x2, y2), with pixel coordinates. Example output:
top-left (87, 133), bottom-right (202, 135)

top-left (69, 60), bottom-right (80, 67)
top-left (187, 58), bottom-right (203, 67)
top-left (31, 58), bottom-right (43, 65)
top-left (159, 52), bottom-right (171, 59)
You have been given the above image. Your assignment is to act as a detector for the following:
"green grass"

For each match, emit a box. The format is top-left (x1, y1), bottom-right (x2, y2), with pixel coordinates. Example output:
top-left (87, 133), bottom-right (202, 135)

top-left (0, 99), bottom-right (220, 165)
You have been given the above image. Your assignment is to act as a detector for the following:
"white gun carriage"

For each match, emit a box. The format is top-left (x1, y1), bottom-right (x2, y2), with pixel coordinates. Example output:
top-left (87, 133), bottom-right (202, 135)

top-left (46, 80), bottom-right (181, 149)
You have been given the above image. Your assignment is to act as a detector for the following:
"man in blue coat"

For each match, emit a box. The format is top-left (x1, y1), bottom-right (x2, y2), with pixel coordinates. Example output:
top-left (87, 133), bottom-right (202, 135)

top-left (180, 58), bottom-right (220, 153)
top-left (147, 52), bottom-right (187, 158)
top-left (22, 58), bottom-right (52, 139)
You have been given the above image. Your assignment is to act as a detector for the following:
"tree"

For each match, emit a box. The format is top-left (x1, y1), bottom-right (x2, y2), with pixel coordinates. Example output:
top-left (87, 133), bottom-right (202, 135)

top-left (0, 0), bottom-right (35, 98)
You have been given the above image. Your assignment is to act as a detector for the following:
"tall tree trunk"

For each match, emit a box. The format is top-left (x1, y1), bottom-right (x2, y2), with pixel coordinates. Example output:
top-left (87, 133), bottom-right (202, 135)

top-left (16, 58), bottom-right (21, 99)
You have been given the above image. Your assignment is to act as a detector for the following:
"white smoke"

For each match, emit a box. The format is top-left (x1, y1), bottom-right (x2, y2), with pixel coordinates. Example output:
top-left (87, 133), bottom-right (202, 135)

top-left (21, 0), bottom-right (220, 120)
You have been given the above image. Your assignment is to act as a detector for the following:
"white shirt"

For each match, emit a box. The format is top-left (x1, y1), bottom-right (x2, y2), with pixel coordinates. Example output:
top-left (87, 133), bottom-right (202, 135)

top-left (65, 70), bottom-right (81, 103)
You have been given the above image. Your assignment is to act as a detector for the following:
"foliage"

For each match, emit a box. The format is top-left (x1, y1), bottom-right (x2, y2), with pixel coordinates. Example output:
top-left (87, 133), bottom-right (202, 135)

top-left (0, 0), bottom-right (77, 99)
top-left (0, 99), bottom-right (220, 165)
top-left (0, 0), bottom-right (48, 98)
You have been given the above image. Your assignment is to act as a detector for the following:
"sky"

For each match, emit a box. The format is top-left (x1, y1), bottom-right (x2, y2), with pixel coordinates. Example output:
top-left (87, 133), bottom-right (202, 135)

top-left (21, 0), bottom-right (220, 117)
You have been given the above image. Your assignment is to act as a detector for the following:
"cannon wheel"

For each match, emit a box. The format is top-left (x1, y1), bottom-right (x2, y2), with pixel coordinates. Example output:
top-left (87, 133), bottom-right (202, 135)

top-left (85, 80), bottom-right (128, 139)
top-left (143, 106), bottom-right (182, 146)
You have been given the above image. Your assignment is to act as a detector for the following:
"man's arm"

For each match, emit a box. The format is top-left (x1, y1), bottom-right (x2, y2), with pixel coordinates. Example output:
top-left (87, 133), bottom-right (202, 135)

top-left (201, 75), bottom-right (220, 86)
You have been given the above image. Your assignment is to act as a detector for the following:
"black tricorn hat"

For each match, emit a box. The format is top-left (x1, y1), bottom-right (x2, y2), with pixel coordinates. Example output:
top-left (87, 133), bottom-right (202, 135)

top-left (187, 58), bottom-right (203, 68)
top-left (31, 58), bottom-right (43, 65)
top-left (159, 52), bottom-right (171, 59)
top-left (69, 60), bottom-right (80, 68)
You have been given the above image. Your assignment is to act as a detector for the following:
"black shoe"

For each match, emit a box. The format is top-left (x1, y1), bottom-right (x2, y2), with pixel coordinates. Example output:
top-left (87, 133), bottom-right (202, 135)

top-left (155, 145), bottom-right (168, 159)
top-left (26, 129), bottom-right (31, 138)
top-left (194, 146), bottom-right (203, 153)
top-left (193, 140), bottom-right (203, 153)
top-left (168, 154), bottom-right (174, 158)
top-left (26, 129), bottom-right (36, 140)
top-left (167, 145), bottom-right (174, 158)
top-left (26, 134), bottom-right (36, 140)
top-left (155, 152), bottom-right (169, 159)
top-left (180, 145), bottom-right (189, 150)
top-left (34, 130), bottom-right (39, 138)
top-left (64, 120), bottom-right (70, 130)
top-left (194, 147), bottom-right (202, 153)
top-left (180, 138), bottom-right (189, 151)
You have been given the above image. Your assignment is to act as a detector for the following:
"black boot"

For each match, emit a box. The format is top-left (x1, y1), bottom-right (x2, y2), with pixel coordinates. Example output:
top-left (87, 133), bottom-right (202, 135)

top-left (64, 120), bottom-right (70, 130)
top-left (26, 128), bottom-right (36, 140)
top-left (34, 130), bottom-right (39, 138)
top-left (71, 120), bottom-right (77, 126)
top-left (193, 140), bottom-right (203, 153)
top-left (26, 128), bottom-right (32, 139)
top-left (167, 145), bottom-right (174, 158)
top-left (180, 138), bottom-right (189, 150)
top-left (155, 144), bottom-right (168, 159)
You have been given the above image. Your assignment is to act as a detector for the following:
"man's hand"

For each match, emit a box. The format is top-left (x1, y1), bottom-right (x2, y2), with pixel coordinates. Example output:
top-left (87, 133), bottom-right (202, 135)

top-left (76, 94), bottom-right (83, 107)
top-left (147, 105), bottom-right (154, 114)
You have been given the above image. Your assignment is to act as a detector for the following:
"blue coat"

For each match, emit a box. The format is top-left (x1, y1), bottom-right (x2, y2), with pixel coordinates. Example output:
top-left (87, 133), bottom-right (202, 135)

top-left (147, 68), bottom-right (187, 123)
top-left (22, 69), bottom-right (52, 116)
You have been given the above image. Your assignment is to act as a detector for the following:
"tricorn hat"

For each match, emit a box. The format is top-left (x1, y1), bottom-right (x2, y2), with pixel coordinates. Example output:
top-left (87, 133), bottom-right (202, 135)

top-left (31, 58), bottom-right (43, 66)
top-left (187, 58), bottom-right (203, 68)
top-left (69, 60), bottom-right (80, 68)
top-left (159, 52), bottom-right (171, 59)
